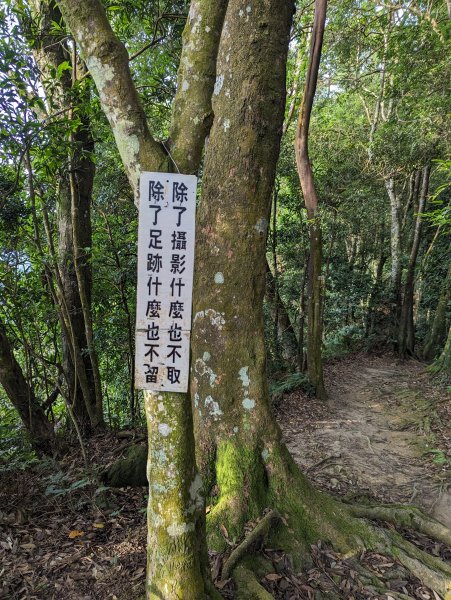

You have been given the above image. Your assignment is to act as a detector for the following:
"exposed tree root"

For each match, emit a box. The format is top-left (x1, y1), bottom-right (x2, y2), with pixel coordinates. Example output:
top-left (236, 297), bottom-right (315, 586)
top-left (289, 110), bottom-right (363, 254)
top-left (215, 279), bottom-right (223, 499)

top-left (102, 442), bottom-right (451, 597)
top-left (349, 503), bottom-right (451, 546)
top-left (222, 510), bottom-right (280, 580)
top-left (347, 557), bottom-right (391, 590)
top-left (215, 496), bottom-right (451, 599)
top-left (233, 564), bottom-right (274, 600)
top-left (379, 528), bottom-right (451, 599)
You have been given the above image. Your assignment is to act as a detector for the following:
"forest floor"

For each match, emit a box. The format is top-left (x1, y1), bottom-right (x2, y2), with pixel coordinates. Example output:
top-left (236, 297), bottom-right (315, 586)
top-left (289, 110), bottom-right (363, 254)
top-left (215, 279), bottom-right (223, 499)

top-left (0, 354), bottom-right (449, 600)
top-left (278, 354), bottom-right (451, 528)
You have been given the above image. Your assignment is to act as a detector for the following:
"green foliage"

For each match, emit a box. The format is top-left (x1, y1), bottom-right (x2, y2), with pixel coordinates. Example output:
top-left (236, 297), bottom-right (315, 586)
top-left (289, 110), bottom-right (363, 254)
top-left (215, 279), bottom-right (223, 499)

top-left (0, 0), bottom-right (450, 443)
top-left (270, 372), bottom-right (314, 398)
top-left (323, 325), bottom-right (366, 360)
top-left (423, 158), bottom-right (451, 232)
top-left (0, 395), bottom-right (37, 467)
top-left (265, 0), bottom-right (450, 379)
top-left (423, 448), bottom-right (448, 466)
top-left (44, 472), bottom-right (92, 497)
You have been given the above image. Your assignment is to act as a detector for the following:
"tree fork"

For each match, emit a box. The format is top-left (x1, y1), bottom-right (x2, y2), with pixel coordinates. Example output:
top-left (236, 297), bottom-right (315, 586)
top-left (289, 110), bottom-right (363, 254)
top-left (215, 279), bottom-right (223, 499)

top-left (57, 0), bottom-right (228, 595)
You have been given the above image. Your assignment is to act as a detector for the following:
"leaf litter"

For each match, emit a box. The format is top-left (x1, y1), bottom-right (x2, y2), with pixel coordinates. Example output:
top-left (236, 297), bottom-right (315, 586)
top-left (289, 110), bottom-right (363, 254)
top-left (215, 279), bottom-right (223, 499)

top-left (0, 355), bottom-right (449, 599)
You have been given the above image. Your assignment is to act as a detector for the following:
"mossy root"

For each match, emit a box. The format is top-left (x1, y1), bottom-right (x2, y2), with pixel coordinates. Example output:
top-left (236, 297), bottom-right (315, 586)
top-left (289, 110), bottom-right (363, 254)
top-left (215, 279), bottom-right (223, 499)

top-left (233, 564), bottom-right (274, 600)
top-left (222, 510), bottom-right (280, 580)
top-left (349, 503), bottom-right (451, 546)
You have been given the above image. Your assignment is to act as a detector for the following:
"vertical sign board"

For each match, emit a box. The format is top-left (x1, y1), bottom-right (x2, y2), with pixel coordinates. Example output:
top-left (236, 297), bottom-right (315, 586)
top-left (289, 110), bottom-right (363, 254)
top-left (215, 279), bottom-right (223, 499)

top-left (135, 172), bottom-right (197, 393)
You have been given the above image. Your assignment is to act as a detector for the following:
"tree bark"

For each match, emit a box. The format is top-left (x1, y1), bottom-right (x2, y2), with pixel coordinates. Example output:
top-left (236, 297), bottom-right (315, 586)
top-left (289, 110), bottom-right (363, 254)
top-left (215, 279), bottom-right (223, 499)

top-left (52, 3), bottom-right (451, 596)
top-left (294, 0), bottom-right (328, 400)
top-left (298, 259), bottom-right (309, 371)
top-left (101, 211), bottom-right (136, 423)
top-left (266, 261), bottom-right (299, 371)
top-left (57, 178), bottom-right (94, 429)
top-left (385, 177), bottom-right (403, 335)
top-left (0, 318), bottom-right (54, 454)
top-left (25, 0), bottom-right (102, 431)
top-left (190, 0), bottom-right (295, 542)
top-left (430, 326), bottom-right (451, 375)
top-left (69, 111), bottom-right (104, 427)
top-left (57, 0), bottom-right (227, 596)
top-left (365, 252), bottom-right (388, 338)
top-left (398, 166), bottom-right (430, 358)
top-left (424, 263), bottom-right (451, 360)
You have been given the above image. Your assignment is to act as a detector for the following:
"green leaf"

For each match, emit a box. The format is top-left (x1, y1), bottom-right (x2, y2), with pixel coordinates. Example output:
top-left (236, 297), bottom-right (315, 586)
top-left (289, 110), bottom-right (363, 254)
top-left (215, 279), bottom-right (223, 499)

top-left (56, 61), bottom-right (71, 79)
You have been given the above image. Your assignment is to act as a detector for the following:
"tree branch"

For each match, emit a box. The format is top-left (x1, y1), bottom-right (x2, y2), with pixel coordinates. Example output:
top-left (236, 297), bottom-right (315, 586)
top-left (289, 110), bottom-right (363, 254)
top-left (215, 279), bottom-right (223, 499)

top-left (295, 0), bottom-right (327, 217)
top-left (168, 0), bottom-right (228, 173)
top-left (56, 0), bottom-right (169, 199)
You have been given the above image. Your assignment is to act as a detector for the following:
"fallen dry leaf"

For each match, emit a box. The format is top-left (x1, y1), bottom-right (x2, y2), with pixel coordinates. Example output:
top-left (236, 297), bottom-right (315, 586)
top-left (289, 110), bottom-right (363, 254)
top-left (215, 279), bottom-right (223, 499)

top-left (20, 543), bottom-right (36, 550)
top-left (219, 524), bottom-right (229, 539)
top-left (265, 573), bottom-right (282, 581)
top-left (68, 530), bottom-right (84, 539)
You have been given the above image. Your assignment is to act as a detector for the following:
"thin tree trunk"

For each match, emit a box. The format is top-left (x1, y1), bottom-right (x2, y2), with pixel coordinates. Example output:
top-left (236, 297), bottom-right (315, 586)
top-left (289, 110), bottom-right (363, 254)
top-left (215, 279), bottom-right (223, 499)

top-left (429, 326), bottom-right (451, 375)
top-left (100, 210), bottom-right (136, 423)
top-left (68, 110), bottom-right (104, 427)
top-left (424, 264), bottom-right (451, 360)
top-left (41, 201), bottom-right (99, 426)
top-left (271, 187), bottom-right (280, 363)
top-left (266, 262), bottom-right (299, 371)
top-left (0, 318), bottom-right (54, 454)
top-left (25, 0), bottom-right (100, 431)
top-left (298, 258), bottom-right (309, 371)
top-left (398, 166), bottom-right (430, 357)
top-left (294, 0), bottom-right (328, 400)
top-left (385, 177), bottom-right (403, 339)
top-left (365, 252), bottom-right (388, 337)
top-left (58, 177), bottom-right (95, 429)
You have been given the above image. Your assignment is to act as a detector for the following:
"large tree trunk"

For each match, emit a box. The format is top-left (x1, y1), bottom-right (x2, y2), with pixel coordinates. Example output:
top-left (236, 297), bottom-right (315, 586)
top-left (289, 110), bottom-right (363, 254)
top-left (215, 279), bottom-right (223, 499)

top-left (294, 0), bottom-right (328, 399)
top-left (190, 0), bottom-right (298, 543)
top-left (187, 10), bottom-right (451, 590)
top-left (424, 263), bottom-right (451, 360)
top-left (56, 0), bottom-right (451, 597)
top-left (398, 166), bottom-right (430, 358)
top-left (0, 319), bottom-right (54, 454)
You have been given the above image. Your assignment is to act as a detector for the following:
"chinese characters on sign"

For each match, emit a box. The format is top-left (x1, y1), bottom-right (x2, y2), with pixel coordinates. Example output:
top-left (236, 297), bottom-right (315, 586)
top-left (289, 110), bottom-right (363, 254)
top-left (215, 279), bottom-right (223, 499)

top-left (135, 172), bottom-right (197, 392)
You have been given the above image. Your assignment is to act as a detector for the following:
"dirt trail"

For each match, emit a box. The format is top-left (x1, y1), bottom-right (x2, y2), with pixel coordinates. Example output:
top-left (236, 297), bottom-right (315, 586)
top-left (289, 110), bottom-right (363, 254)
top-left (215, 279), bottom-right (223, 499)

top-left (277, 356), bottom-right (451, 528)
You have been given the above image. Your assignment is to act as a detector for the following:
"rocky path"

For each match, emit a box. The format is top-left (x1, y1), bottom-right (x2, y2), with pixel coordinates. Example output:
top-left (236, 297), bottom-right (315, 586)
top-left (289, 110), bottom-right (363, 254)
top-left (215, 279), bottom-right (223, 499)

top-left (277, 355), bottom-right (451, 528)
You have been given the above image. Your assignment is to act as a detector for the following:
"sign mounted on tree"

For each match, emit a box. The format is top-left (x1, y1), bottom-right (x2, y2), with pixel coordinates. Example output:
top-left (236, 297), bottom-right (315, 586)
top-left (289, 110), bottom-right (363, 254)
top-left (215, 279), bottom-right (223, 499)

top-left (135, 172), bottom-right (197, 392)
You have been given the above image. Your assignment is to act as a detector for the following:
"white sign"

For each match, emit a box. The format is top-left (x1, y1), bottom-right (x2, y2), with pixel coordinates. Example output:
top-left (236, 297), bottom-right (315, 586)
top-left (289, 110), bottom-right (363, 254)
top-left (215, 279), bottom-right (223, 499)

top-left (135, 172), bottom-right (197, 392)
